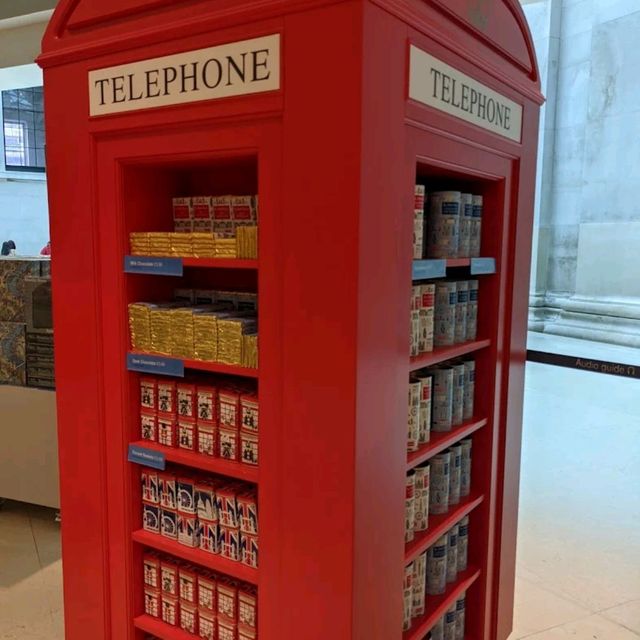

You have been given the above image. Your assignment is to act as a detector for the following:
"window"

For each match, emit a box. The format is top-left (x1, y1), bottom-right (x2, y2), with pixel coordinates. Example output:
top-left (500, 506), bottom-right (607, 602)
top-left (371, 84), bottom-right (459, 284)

top-left (1, 86), bottom-right (45, 172)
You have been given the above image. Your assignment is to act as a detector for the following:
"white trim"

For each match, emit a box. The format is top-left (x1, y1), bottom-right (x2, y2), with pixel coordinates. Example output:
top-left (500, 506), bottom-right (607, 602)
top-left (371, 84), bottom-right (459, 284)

top-left (0, 10), bottom-right (53, 31)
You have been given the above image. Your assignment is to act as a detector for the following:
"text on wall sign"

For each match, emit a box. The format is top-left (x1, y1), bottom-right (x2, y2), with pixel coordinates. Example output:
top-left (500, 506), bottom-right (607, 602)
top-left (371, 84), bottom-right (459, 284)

top-left (88, 34), bottom-right (280, 116)
top-left (409, 46), bottom-right (523, 142)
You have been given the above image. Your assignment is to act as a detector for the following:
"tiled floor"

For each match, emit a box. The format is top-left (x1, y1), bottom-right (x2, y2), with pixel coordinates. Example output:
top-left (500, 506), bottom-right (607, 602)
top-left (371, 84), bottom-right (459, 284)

top-left (0, 334), bottom-right (638, 639)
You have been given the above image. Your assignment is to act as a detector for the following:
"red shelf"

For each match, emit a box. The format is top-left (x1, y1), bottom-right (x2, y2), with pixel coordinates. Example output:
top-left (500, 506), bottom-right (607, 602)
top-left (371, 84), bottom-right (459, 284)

top-left (407, 418), bottom-right (488, 470)
top-left (132, 530), bottom-right (259, 585)
top-left (405, 494), bottom-right (484, 565)
top-left (129, 440), bottom-right (258, 483)
top-left (182, 358), bottom-right (258, 378)
top-left (182, 257), bottom-right (258, 269)
top-left (134, 615), bottom-right (196, 640)
top-left (409, 340), bottom-right (491, 371)
top-left (403, 567), bottom-right (481, 640)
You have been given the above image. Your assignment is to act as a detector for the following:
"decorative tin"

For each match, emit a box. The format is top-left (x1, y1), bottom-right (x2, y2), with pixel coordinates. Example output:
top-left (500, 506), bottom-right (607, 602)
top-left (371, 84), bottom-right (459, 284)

top-left (240, 430), bottom-right (259, 466)
top-left (466, 280), bottom-right (479, 341)
top-left (141, 412), bottom-right (157, 442)
top-left (411, 551), bottom-right (427, 618)
top-left (157, 415), bottom-right (176, 447)
top-left (463, 360), bottom-right (475, 421)
top-left (434, 281), bottom-right (457, 347)
top-left (407, 381), bottom-right (421, 452)
top-left (452, 363), bottom-right (466, 426)
top-left (449, 444), bottom-right (462, 505)
top-left (427, 191), bottom-right (461, 259)
top-left (460, 438), bottom-right (473, 497)
top-left (197, 574), bottom-right (216, 611)
top-left (197, 386), bottom-right (216, 423)
top-left (195, 481), bottom-right (217, 522)
top-left (413, 464), bottom-right (430, 532)
top-left (160, 559), bottom-right (178, 595)
top-left (157, 380), bottom-right (176, 414)
top-left (217, 581), bottom-right (238, 621)
top-left (444, 602), bottom-right (457, 640)
top-left (178, 513), bottom-right (199, 547)
top-left (237, 493), bottom-right (258, 534)
top-left (142, 502), bottom-right (160, 534)
top-left (179, 566), bottom-right (197, 603)
top-left (177, 477), bottom-right (196, 514)
top-left (458, 193), bottom-right (473, 257)
top-left (416, 373), bottom-right (432, 444)
top-left (198, 520), bottom-right (218, 554)
top-left (426, 534), bottom-right (448, 595)
top-left (455, 591), bottom-right (466, 640)
top-left (198, 609), bottom-right (216, 640)
top-left (446, 524), bottom-right (459, 583)
top-left (143, 553), bottom-right (160, 588)
top-left (161, 593), bottom-right (179, 626)
top-left (140, 377), bottom-right (157, 411)
top-left (431, 367), bottom-right (453, 433)
top-left (240, 395), bottom-right (259, 432)
top-left (429, 452), bottom-right (450, 515)
top-left (470, 195), bottom-right (483, 257)
top-left (238, 588), bottom-right (257, 628)
top-left (179, 602), bottom-right (197, 634)
top-left (241, 532), bottom-right (259, 568)
top-left (159, 472), bottom-right (177, 510)
top-left (144, 588), bottom-right (160, 618)
top-left (405, 472), bottom-right (416, 543)
top-left (161, 508), bottom-right (178, 540)
top-left (178, 418), bottom-right (196, 451)
top-left (454, 281), bottom-right (468, 344)
top-left (458, 515), bottom-right (469, 572)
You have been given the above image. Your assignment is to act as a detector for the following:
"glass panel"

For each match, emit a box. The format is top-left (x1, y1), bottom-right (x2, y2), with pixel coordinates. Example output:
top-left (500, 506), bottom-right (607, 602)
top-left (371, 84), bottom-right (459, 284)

top-left (17, 88), bottom-right (33, 109)
top-left (2, 89), bottom-right (18, 108)
top-left (36, 148), bottom-right (46, 168)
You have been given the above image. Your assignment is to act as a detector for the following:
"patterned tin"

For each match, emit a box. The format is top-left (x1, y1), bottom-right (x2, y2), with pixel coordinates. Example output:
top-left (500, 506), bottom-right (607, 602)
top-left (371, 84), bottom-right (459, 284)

top-left (449, 444), bottom-right (462, 506)
top-left (466, 280), bottom-right (479, 341)
top-left (452, 363), bottom-right (466, 426)
top-left (426, 534), bottom-right (448, 595)
top-left (429, 452), bottom-right (450, 515)
top-left (454, 281), bottom-right (468, 344)
top-left (446, 524), bottom-right (459, 583)
top-left (405, 472), bottom-right (416, 543)
top-left (411, 551), bottom-right (427, 618)
top-left (463, 360), bottom-right (476, 421)
top-left (434, 281), bottom-right (457, 347)
top-left (161, 508), bottom-right (178, 540)
top-left (413, 464), bottom-right (430, 532)
top-left (458, 193), bottom-right (473, 257)
top-left (408, 380), bottom-right (421, 452)
top-left (416, 373), bottom-right (432, 444)
top-left (461, 438), bottom-right (473, 497)
top-left (432, 367), bottom-right (453, 433)
top-left (470, 195), bottom-right (483, 257)
top-left (427, 191), bottom-right (461, 259)
top-left (178, 513), bottom-right (199, 547)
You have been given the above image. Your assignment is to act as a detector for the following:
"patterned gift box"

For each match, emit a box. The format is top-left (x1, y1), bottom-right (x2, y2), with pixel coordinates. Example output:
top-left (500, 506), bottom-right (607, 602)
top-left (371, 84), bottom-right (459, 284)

top-left (0, 321), bottom-right (26, 385)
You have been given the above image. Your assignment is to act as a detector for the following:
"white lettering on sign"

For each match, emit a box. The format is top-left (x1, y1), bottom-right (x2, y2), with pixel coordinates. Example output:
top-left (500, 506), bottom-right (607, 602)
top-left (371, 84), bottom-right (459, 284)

top-left (89, 34), bottom-right (280, 116)
top-left (409, 46), bottom-right (522, 142)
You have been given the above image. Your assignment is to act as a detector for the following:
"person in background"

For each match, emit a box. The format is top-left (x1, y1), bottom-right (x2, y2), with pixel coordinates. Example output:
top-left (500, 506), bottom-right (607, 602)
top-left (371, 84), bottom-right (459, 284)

top-left (1, 240), bottom-right (16, 256)
top-left (40, 241), bottom-right (51, 256)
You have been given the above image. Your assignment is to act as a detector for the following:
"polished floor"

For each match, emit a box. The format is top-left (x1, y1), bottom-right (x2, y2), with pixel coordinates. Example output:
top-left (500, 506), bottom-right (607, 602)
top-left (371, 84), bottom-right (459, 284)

top-left (0, 334), bottom-right (638, 639)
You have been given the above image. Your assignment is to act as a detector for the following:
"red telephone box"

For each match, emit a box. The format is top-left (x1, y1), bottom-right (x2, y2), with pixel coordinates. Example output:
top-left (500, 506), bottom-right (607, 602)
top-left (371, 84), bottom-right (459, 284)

top-left (39, 1), bottom-right (542, 639)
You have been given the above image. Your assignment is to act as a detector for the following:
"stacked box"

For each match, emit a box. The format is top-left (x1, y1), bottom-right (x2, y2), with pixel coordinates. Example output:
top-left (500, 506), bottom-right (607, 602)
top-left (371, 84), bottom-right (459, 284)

top-left (173, 197), bottom-right (193, 233)
top-left (236, 226), bottom-right (258, 259)
top-left (413, 185), bottom-right (425, 259)
top-left (0, 321), bottom-right (26, 385)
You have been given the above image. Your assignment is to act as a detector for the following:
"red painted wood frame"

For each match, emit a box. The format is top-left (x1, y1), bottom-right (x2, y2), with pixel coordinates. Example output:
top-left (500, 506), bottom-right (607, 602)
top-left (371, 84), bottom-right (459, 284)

top-left (38, 1), bottom-right (542, 639)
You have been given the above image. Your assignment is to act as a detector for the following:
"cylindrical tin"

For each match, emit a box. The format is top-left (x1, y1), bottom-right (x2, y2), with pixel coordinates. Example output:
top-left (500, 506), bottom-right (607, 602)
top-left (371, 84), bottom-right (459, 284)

top-left (414, 464), bottom-right (431, 532)
top-left (446, 524), bottom-right (459, 583)
top-left (431, 617), bottom-right (445, 640)
top-left (416, 373), bottom-right (432, 445)
top-left (415, 184), bottom-right (426, 211)
top-left (466, 280), bottom-right (479, 341)
top-left (454, 281), bottom-right (468, 344)
top-left (463, 360), bottom-right (476, 421)
top-left (405, 472), bottom-right (416, 543)
top-left (455, 591), bottom-right (466, 640)
top-left (429, 452), bottom-right (450, 515)
top-left (412, 551), bottom-right (427, 618)
top-left (403, 562), bottom-right (414, 631)
top-left (419, 283), bottom-right (435, 353)
top-left (435, 281), bottom-right (457, 347)
top-left (410, 310), bottom-right (420, 357)
top-left (449, 444), bottom-right (462, 506)
top-left (413, 212), bottom-right (424, 259)
top-left (457, 516), bottom-right (469, 572)
top-left (460, 439), bottom-right (473, 497)
top-left (458, 193), bottom-right (473, 258)
top-left (451, 363), bottom-right (466, 427)
top-left (432, 367), bottom-right (453, 432)
top-left (426, 534), bottom-right (448, 595)
top-left (444, 602), bottom-right (457, 640)
top-left (408, 381), bottom-right (421, 452)
top-left (427, 191), bottom-right (461, 258)
top-left (470, 195), bottom-right (483, 257)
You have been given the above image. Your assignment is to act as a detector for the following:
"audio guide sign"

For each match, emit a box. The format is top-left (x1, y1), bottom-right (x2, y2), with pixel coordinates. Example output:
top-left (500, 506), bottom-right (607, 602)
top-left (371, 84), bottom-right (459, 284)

top-left (89, 34), bottom-right (280, 116)
top-left (409, 45), bottom-right (523, 142)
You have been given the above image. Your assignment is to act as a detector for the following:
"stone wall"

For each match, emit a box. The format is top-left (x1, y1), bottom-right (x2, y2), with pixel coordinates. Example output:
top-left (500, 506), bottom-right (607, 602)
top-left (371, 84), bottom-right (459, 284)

top-left (523, 0), bottom-right (640, 347)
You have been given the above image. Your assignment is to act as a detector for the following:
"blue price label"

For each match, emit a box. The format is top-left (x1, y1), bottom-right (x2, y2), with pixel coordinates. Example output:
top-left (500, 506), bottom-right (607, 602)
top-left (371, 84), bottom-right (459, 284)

top-left (127, 353), bottom-right (185, 377)
top-left (128, 444), bottom-right (166, 470)
top-left (412, 259), bottom-right (447, 281)
top-left (470, 257), bottom-right (496, 275)
top-left (124, 255), bottom-right (183, 276)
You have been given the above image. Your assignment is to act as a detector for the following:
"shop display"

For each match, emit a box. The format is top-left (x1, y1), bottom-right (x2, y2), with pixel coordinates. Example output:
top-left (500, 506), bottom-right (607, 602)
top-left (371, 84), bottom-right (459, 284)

top-left (140, 375), bottom-right (258, 466)
top-left (404, 523), bottom-right (469, 635)
top-left (412, 187), bottom-right (484, 260)
top-left (143, 552), bottom-right (257, 638)
top-left (407, 359), bottom-right (475, 452)
top-left (141, 468), bottom-right (258, 567)
top-left (0, 321), bottom-right (26, 385)
top-left (128, 298), bottom-right (257, 368)
top-left (410, 283), bottom-right (435, 356)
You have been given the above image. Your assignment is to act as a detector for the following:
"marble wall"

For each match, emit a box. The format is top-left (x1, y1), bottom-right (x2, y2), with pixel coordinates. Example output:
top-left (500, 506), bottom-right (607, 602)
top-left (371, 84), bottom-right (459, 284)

top-left (523, 0), bottom-right (640, 347)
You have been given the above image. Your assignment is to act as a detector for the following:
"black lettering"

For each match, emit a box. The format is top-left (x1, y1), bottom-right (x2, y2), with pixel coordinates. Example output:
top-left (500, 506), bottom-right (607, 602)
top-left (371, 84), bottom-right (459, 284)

top-left (127, 73), bottom-right (143, 101)
top-left (145, 70), bottom-right (161, 98)
top-left (226, 53), bottom-right (247, 86)
top-left (495, 101), bottom-right (504, 127)
top-left (202, 58), bottom-right (223, 89)
top-left (469, 88), bottom-right (478, 114)
top-left (486, 97), bottom-right (496, 123)
top-left (94, 78), bottom-right (110, 105)
top-left (504, 106), bottom-right (511, 130)
top-left (477, 92), bottom-right (487, 119)
top-left (441, 74), bottom-right (451, 102)
top-left (430, 68), bottom-right (442, 98)
top-left (112, 75), bottom-right (126, 103)
top-left (180, 62), bottom-right (199, 93)
top-left (162, 66), bottom-right (177, 95)
top-left (450, 78), bottom-right (461, 108)
top-left (461, 84), bottom-right (470, 111)
top-left (251, 49), bottom-right (271, 82)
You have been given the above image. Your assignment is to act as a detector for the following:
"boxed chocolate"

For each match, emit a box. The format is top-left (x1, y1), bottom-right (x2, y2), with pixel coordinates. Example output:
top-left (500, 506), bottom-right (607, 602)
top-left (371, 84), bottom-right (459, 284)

top-left (240, 431), bottom-right (258, 466)
top-left (216, 487), bottom-right (238, 528)
top-left (157, 415), bottom-right (177, 447)
top-left (177, 383), bottom-right (196, 418)
top-left (161, 593), bottom-right (179, 626)
top-left (219, 427), bottom-right (239, 461)
top-left (238, 588), bottom-right (257, 628)
top-left (143, 553), bottom-right (160, 589)
top-left (217, 581), bottom-right (238, 621)
top-left (198, 609), bottom-right (216, 640)
top-left (198, 574), bottom-right (217, 611)
top-left (144, 588), bottom-right (160, 618)
top-left (219, 526), bottom-right (240, 562)
top-left (197, 422), bottom-right (216, 457)
top-left (159, 472), bottom-right (177, 510)
top-left (172, 197), bottom-right (192, 221)
top-left (198, 520), bottom-right (218, 554)
top-left (178, 419), bottom-right (196, 451)
top-left (177, 476), bottom-right (196, 514)
top-left (179, 565), bottom-right (197, 604)
top-left (179, 602), bottom-right (197, 634)
top-left (237, 494), bottom-right (258, 535)
top-left (178, 513), bottom-right (199, 547)
top-left (161, 508), bottom-right (178, 540)
top-left (142, 502), bottom-right (160, 534)
top-left (241, 533), bottom-right (258, 568)
top-left (160, 559), bottom-right (179, 595)
top-left (140, 412), bottom-right (157, 442)
top-left (195, 481), bottom-right (217, 522)
top-left (197, 386), bottom-right (217, 423)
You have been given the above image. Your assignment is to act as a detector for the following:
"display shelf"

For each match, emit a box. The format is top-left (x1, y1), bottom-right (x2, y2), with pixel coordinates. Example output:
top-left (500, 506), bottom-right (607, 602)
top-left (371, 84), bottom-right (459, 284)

top-left (132, 530), bottom-right (259, 585)
top-left (405, 494), bottom-right (484, 564)
top-left (129, 440), bottom-right (258, 482)
top-left (409, 340), bottom-right (491, 371)
top-left (183, 257), bottom-right (258, 269)
top-left (134, 614), bottom-right (199, 640)
top-left (403, 567), bottom-right (481, 640)
top-left (407, 418), bottom-right (488, 471)
top-left (127, 351), bottom-right (258, 379)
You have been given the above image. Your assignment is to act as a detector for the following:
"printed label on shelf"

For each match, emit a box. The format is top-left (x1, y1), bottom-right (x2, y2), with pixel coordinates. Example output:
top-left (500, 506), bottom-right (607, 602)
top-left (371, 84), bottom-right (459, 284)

top-left (413, 259), bottom-right (447, 280)
top-left (124, 256), bottom-right (184, 276)
top-left (470, 257), bottom-right (496, 275)
top-left (128, 444), bottom-right (166, 470)
top-left (127, 353), bottom-right (185, 377)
